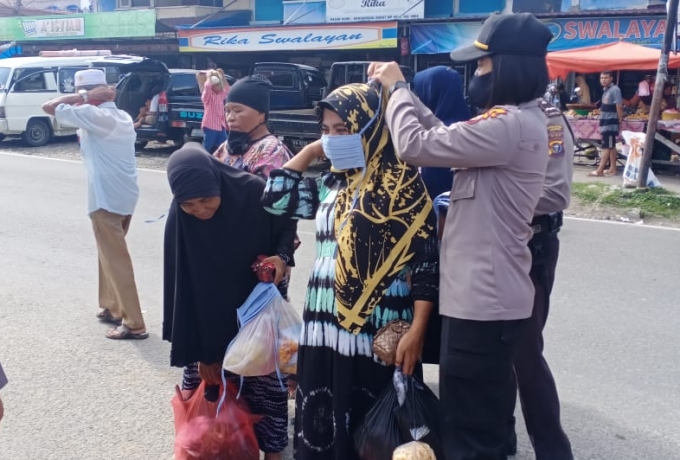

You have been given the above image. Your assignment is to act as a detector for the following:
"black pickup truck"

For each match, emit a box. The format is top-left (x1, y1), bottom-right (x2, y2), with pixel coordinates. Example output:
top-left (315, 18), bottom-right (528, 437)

top-left (269, 62), bottom-right (414, 154)
top-left (250, 62), bottom-right (327, 110)
top-left (100, 57), bottom-right (322, 149)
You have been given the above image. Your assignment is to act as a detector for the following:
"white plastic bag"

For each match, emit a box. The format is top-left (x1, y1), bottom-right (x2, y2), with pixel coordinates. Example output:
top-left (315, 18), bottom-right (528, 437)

top-left (223, 283), bottom-right (280, 377)
top-left (222, 283), bottom-right (303, 377)
top-left (621, 131), bottom-right (662, 188)
top-left (276, 297), bottom-right (302, 375)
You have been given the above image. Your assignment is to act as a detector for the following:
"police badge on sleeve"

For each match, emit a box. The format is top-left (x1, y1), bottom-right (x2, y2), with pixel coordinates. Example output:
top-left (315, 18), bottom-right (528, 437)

top-left (547, 123), bottom-right (565, 157)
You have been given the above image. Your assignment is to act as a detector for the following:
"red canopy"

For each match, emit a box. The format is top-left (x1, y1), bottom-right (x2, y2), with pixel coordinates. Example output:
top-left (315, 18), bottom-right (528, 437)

top-left (546, 41), bottom-right (680, 79)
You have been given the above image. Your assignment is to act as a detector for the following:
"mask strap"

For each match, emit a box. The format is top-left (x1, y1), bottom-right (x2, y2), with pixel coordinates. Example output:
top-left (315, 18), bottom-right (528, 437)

top-left (247, 121), bottom-right (267, 135)
top-left (358, 88), bottom-right (383, 136)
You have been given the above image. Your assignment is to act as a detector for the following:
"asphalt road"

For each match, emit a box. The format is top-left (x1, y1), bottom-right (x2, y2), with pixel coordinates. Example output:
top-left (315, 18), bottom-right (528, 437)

top-left (0, 152), bottom-right (678, 460)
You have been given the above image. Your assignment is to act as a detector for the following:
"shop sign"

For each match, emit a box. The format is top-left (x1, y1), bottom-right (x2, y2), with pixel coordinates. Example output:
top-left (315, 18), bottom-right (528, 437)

top-left (283, 1), bottom-right (326, 25)
top-left (326, 0), bottom-right (424, 23)
top-left (410, 16), bottom-right (670, 55)
top-left (410, 22), bottom-right (480, 55)
top-left (20, 18), bottom-right (85, 38)
top-left (178, 22), bottom-right (398, 52)
top-left (0, 10), bottom-right (157, 41)
top-left (545, 16), bottom-right (668, 51)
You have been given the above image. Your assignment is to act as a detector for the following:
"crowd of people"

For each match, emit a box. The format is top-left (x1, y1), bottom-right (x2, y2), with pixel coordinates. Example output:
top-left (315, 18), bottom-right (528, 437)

top-left (24, 10), bottom-right (578, 460)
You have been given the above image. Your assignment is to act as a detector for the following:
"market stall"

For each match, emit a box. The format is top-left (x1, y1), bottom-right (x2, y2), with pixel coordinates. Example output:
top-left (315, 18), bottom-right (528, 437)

top-left (546, 41), bottom-right (680, 80)
top-left (547, 42), bottom-right (680, 165)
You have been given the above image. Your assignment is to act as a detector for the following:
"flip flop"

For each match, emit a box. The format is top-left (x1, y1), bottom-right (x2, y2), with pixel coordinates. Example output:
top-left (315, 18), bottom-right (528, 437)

top-left (106, 324), bottom-right (149, 340)
top-left (587, 171), bottom-right (604, 177)
top-left (96, 309), bottom-right (122, 326)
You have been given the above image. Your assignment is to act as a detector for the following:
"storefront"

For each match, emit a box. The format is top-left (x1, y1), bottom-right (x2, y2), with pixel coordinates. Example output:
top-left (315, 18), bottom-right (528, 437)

top-left (406, 13), bottom-right (670, 95)
top-left (0, 11), bottom-right (176, 59)
top-left (177, 21), bottom-right (402, 77)
top-left (408, 14), bottom-right (670, 70)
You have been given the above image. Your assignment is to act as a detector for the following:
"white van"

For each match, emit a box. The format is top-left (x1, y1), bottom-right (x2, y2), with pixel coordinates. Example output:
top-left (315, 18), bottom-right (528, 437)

top-left (0, 51), bottom-right (120, 146)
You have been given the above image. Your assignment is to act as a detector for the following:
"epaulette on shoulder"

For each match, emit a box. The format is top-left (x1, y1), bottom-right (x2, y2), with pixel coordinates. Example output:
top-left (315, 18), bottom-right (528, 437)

top-left (538, 99), bottom-right (562, 118)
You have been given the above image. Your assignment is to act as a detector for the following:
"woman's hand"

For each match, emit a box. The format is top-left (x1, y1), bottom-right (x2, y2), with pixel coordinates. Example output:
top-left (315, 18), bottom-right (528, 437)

top-left (283, 139), bottom-right (324, 173)
top-left (262, 255), bottom-right (286, 285)
top-left (367, 61), bottom-right (406, 90)
top-left (198, 362), bottom-right (223, 385)
top-left (395, 325), bottom-right (425, 376)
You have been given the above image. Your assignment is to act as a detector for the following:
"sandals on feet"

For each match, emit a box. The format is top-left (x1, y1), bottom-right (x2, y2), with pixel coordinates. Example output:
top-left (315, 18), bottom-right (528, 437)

top-left (587, 171), bottom-right (604, 177)
top-left (97, 309), bottom-right (122, 326)
top-left (106, 324), bottom-right (149, 340)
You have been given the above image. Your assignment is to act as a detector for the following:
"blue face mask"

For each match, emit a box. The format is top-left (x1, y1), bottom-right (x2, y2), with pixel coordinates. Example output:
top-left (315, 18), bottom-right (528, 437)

top-left (321, 89), bottom-right (382, 171)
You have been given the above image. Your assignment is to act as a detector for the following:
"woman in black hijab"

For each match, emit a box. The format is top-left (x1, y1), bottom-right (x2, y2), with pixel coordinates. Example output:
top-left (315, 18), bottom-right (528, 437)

top-left (163, 143), bottom-right (296, 459)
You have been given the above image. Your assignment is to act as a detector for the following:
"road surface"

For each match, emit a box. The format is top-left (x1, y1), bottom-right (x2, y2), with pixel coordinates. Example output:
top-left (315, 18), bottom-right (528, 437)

top-left (0, 152), bottom-right (678, 459)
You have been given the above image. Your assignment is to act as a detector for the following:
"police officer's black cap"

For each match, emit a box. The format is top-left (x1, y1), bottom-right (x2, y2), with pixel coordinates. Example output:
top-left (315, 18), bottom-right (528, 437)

top-left (449, 13), bottom-right (553, 63)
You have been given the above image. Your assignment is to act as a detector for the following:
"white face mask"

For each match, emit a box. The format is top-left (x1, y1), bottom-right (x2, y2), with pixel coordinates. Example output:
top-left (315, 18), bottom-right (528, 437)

top-left (321, 89), bottom-right (382, 171)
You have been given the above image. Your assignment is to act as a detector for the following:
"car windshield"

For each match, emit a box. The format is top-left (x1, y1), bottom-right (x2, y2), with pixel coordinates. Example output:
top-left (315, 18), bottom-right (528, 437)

top-left (0, 67), bottom-right (11, 91)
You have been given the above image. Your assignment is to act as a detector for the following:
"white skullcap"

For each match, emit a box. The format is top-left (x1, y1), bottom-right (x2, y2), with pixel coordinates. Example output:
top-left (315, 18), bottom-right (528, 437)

top-left (210, 75), bottom-right (221, 85)
top-left (74, 69), bottom-right (107, 87)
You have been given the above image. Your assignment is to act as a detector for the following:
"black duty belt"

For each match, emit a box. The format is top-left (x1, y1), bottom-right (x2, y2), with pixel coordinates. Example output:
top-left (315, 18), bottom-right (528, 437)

top-left (532, 211), bottom-right (563, 234)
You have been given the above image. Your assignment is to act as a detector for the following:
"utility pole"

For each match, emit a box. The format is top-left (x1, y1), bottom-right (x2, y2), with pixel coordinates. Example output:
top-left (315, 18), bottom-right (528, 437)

top-left (13, 0), bottom-right (21, 15)
top-left (638, 0), bottom-right (679, 188)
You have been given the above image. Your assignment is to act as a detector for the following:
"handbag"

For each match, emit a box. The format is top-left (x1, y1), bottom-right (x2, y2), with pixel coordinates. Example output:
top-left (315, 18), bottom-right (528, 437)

top-left (372, 320), bottom-right (411, 366)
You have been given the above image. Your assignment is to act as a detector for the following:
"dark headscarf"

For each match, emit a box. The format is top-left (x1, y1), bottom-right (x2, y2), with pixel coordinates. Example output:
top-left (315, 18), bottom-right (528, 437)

top-left (413, 66), bottom-right (471, 198)
top-left (226, 75), bottom-right (271, 115)
top-left (163, 143), bottom-right (296, 367)
top-left (318, 84), bottom-right (435, 334)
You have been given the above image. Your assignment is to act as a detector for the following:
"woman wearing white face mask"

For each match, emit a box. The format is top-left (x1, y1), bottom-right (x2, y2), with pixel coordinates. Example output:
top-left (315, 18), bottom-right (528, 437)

top-left (261, 83), bottom-right (440, 460)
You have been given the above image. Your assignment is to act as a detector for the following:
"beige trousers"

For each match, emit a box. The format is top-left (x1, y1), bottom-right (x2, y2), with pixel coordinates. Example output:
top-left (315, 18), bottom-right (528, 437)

top-left (90, 209), bottom-right (145, 330)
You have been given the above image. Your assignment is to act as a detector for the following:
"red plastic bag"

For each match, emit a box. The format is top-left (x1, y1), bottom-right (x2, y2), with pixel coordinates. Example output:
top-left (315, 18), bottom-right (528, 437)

top-left (172, 381), bottom-right (260, 460)
top-left (252, 255), bottom-right (277, 283)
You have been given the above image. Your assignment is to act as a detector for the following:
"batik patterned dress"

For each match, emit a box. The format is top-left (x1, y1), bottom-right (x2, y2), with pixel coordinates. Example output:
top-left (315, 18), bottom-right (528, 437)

top-left (262, 169), bottom-right (439, 460)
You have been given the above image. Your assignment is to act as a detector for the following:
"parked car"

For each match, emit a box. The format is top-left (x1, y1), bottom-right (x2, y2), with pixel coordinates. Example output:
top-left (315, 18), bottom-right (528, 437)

top-left (250, 62), bottom-right (327, 110)
top-left (90, 55), bottom-right (235, 148)
top-left (0, 51), bottom-right (120, 146)
top-left (326, 61), bottom-right (414, 95)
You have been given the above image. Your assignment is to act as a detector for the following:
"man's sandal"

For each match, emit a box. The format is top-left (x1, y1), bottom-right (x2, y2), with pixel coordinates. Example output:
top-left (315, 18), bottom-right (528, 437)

top-left (106, 325), bottom-right (149, 340)
top-left (96, 309), bottom-right (122, 326)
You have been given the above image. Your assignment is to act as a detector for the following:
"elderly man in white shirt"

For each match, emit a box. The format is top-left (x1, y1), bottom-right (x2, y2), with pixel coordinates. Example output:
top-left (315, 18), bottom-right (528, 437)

top-left (42, 69), bottom-right (148, 340)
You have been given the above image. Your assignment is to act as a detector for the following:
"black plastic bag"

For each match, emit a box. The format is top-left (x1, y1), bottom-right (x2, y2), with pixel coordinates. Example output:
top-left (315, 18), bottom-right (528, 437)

top-left (354, 370), bottom-right (442, 460)
top-left (394, 372), bottom-right (443, 459)
top-left (353, 377), bottom-right (405, 460)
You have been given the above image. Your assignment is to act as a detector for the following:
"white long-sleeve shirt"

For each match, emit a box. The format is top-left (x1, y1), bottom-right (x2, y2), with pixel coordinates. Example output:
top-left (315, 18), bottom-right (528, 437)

top-left (55, 102), bottom-right (139, 216)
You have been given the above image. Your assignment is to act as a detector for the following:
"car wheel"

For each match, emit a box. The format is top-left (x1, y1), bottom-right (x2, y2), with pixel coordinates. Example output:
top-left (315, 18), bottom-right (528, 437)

top-left (22, 119), bottom-right (51, 147)
top-left (172, 131), bottom-right (188, 149)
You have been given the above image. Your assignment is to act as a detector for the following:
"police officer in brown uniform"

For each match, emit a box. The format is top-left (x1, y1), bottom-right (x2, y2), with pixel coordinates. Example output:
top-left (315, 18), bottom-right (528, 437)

top-left (505, 100), bottom-right (575, 459)
top-left (370, 13), bottom-right (553, 460)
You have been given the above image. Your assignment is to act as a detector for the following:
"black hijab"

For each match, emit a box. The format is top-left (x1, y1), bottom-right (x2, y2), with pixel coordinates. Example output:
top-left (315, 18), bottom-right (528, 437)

top-left (163, 143), bottom-right (296, 367)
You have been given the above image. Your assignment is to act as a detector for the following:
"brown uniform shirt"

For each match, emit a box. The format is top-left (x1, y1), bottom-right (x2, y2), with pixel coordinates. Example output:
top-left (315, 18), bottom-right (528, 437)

top-left (385, 89), bottom-right (548, 321)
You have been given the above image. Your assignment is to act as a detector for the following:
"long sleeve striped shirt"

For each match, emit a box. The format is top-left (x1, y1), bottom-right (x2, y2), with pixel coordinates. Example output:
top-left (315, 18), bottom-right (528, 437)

top-left (201, 80), bottom-right (229, 131)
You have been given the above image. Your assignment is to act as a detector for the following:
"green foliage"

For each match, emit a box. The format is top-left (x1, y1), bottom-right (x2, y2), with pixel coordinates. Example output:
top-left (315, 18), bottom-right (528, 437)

top-left (572, 183), bottom-right (680, 218)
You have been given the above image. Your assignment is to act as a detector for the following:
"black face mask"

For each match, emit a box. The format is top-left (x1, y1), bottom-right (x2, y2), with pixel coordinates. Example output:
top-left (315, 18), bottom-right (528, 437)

top-left (226, 122), bottom-right (265, 156)
top-left (468, 73), bottom-right (493, 110)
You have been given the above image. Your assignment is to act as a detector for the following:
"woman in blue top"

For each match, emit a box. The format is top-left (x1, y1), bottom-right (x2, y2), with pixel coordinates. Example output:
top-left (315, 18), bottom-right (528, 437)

top-left (413, 66), bottom-right (471, 199)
